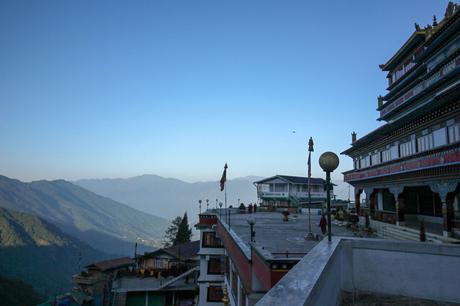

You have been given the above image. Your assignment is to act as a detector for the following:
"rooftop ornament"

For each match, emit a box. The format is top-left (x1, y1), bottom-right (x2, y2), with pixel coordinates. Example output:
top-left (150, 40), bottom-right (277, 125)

top-left (319, 152), bottom-right (340, 242)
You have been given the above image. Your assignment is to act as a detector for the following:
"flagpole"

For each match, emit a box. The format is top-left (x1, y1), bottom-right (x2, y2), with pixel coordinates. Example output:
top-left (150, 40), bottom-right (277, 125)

top-left (308, 153), bottom-right (312, 234)
top-left (306, 137), bottom-right (315, 240)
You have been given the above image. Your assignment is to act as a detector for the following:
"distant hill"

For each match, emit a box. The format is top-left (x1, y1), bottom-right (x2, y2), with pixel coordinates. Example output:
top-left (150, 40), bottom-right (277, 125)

top-left (0, 273), bottom-right (42, 306)
top-left (75, 175), bottom-right (262, 219)
top-left (0, 175), bottom-right (169, 255)
top-left (0, 207), bottom-right (107, 297)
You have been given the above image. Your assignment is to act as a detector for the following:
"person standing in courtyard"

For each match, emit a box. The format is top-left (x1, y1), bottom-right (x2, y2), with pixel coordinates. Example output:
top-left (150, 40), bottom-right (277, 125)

top-left (319, 214), bottom-right (327, 235)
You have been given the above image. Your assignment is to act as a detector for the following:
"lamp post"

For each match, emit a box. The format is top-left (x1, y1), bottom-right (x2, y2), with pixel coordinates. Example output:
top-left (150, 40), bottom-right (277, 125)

top-left (206, 199), bottom-right (209, 211)
top-left (215, 199), bottom-right (218, 209)
top-left (198, 200), bottom-right (202, 214)
top-left (247, 218), bottom-right (256, 242)
top-left (319, 152), bottom-right (339, 242)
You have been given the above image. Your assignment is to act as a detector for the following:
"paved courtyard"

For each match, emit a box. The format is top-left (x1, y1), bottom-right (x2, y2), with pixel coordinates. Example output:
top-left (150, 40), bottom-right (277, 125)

top-left (225, 211), bottom-right (355, 256)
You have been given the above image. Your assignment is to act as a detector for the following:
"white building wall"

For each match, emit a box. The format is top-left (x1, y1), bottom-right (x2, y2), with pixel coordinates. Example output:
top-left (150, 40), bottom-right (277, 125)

top-left (198, 228), bottom-right (224, 306)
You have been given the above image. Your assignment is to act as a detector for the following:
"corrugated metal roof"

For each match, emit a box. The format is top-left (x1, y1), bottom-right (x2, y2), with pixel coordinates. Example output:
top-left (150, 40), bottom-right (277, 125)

top-left (254, 175), bottom-right (325, 185)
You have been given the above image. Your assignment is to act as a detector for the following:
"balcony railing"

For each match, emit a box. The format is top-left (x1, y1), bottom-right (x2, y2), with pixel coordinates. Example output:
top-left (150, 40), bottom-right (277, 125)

top-left (259, 191), bottom-right (328, 199)
top-left (380, 53), bottom-right (460, 118)
top-left (259, 191), bottom-right (288, 198)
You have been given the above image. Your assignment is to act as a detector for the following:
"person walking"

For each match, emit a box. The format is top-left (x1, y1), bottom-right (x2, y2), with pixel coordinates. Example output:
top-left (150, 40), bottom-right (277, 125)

top-left (319, 214), bottom-right (327, 235)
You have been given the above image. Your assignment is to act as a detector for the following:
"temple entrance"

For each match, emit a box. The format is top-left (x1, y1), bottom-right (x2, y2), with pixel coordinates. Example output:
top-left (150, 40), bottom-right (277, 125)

top-left (400, 186), bottom-right (443, 235)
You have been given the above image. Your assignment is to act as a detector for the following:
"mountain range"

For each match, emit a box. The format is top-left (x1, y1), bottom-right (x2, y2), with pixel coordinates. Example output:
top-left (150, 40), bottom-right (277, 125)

top-left (0, 175), bottom-right (169, 255)
top-left (0, 207), bottom-right (107, 297)
top-left (75, 175), bottom-right (351, 220)
top-left (75, 175), bottom-right (262, 220)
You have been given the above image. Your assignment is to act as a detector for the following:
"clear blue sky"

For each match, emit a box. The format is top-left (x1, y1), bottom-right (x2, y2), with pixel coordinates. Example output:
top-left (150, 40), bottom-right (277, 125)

top-left (0, 0), bottom-right (449, 182)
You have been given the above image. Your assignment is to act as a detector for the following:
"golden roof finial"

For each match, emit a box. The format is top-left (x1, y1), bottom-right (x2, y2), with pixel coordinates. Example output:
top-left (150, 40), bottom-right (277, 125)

top-left (445, 2), bottom-right (455, 18)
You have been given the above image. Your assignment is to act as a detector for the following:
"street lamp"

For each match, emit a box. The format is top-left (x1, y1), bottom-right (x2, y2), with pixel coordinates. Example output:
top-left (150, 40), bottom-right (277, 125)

top-left (198, 200), bottom-right (202, 214)
top-left (247, 218), bottom-right (256, 242)
top-left (319, 152), bottom-right (339, 242)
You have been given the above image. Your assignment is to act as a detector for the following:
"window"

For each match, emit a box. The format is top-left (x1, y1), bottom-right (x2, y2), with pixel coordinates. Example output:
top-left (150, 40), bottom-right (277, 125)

top-left (417, 134), bottom-right (433, 152)
top-left (231, 269), bottom-right (238, 300)
top-left (390, 145), bottom-right (398, 160)
top-left (371, 152), bottom-right (380, 166)
top-left (202, 232), bottom-right (222, 248)
top-left (274, 184), bottom-right (287, 192)
top-left (433, 127), bottom-right (447, 147)
top-left (225, 257), bottom-right (230, 282)
top-left (311, 185), bottom-right (321, 192)
top-left (381, 149), bottom-right (391, 163)
top-left (207, 256), bottom-right (224, 275)
top-left (239, 284), bottom-right (247, 306)
top-left (360, 156), bottom-right (370, 168)
top-left (448, 123), bottom-right (460, 143)
top-left (399, 141), bottom-right (413, 158)
top-left (207, 286), bottom-right (223, 302)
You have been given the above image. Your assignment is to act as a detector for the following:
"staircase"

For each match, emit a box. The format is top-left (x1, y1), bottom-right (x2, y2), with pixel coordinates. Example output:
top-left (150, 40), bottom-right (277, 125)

top-left (382, 224), bottom-right (459, 244)
top-left (289, 195), bottom-right (300, 206)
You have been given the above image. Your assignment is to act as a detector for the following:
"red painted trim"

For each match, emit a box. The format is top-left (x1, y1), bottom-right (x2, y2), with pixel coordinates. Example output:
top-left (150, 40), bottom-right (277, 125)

top-left (251, 249), bottom-right (271, 291)
top-left (197, 214), bottom-right (218, 226)
top-left (344, 149), bottom-right (460, 182)
top-left (380, 54), bottom-right (460, 118)
top-left (216, 222), bottom-right (252, 291)
top-left (271, 270), bottom-right (288, 287)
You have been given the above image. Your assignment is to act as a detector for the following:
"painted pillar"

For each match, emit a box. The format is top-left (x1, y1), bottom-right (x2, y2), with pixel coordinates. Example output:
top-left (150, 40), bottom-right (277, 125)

top-left (354, 190), bottom-right (361, 215)
top-left (430, 183), bottom-right (457, 237)
top-left (389, 186), bottom-right (404, 226)
top-left (364, 188), bottom-right (373, 218)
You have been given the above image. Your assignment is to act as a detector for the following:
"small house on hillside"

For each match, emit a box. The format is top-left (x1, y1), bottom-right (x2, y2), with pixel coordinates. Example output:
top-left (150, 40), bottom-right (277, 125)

top-left (112, 240), bottom-right (200, 306)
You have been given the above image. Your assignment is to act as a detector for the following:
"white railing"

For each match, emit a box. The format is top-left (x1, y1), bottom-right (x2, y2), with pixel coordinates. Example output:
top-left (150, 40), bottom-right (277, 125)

top-left (259, 191), bottom-right (288, 198)
top-left (258, 191), bottom-right (328, 199)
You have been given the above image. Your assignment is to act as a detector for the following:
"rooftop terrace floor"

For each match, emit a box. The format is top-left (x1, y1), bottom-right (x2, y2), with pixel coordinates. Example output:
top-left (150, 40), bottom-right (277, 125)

top-left (222, 211), bottom-right (356, 257)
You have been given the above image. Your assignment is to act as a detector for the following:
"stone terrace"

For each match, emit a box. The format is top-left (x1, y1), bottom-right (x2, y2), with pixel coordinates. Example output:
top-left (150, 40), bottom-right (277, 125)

top-left (222, 211), bottom-right (355, 258)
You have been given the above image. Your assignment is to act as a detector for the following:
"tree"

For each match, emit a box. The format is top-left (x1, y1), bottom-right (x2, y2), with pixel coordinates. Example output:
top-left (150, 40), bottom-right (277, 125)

top-left (163, 212), bottom-right (193, 247)
top-left (164, 216), bottom-right (182, 247)
top-left (174, 212), bottom-right (192, 246)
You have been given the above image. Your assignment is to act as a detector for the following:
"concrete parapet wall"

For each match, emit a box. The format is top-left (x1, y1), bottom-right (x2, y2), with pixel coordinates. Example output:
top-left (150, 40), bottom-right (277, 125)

top-left (256, 237), bottom-right (460, 306)
top-left (348, 239), bottom-right (460, 303)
